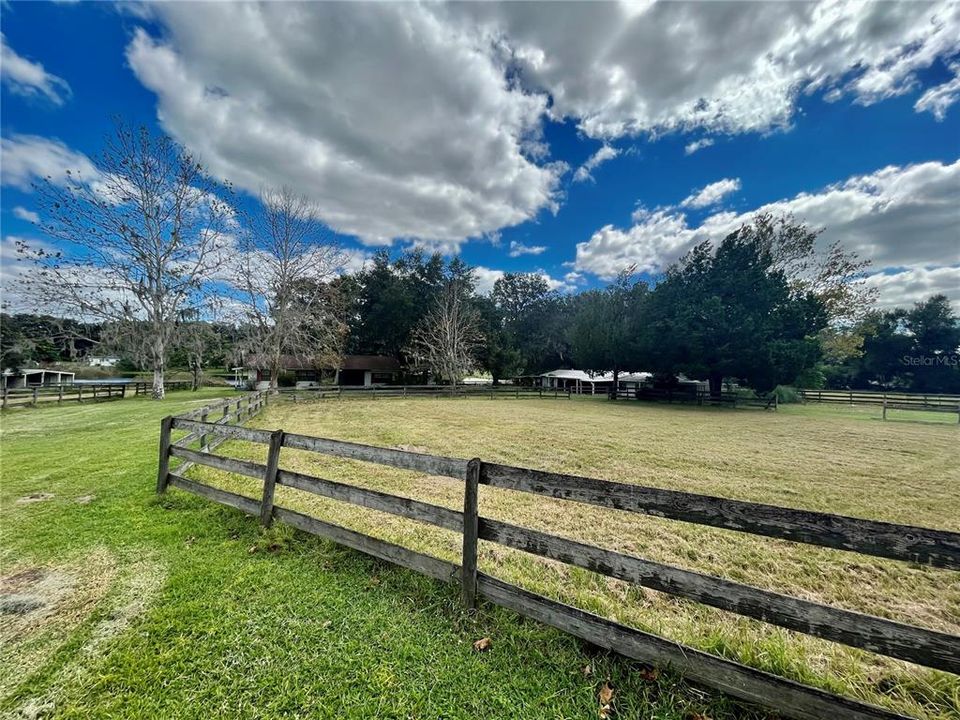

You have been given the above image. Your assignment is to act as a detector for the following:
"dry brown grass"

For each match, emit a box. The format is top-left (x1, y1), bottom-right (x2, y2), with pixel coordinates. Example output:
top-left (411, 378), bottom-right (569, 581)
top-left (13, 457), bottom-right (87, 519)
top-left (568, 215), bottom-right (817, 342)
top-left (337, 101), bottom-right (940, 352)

top-left (185, 396), bottom-right (960, 719)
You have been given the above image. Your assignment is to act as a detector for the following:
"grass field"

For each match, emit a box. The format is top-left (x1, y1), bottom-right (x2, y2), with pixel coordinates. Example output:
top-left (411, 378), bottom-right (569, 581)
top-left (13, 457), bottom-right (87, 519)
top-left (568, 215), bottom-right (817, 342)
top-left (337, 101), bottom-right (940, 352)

top-left (2, 393), bottom-right (958, 719)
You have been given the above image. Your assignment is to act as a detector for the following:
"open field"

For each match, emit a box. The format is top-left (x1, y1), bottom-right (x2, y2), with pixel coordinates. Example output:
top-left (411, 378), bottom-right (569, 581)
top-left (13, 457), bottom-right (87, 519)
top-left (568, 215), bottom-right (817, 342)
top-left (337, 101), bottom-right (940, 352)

top-left (2, 391), bottom-right (767, 720)
top-left (191, 396), bottom-right (960, 719)
top-left (2, 394), bottom-right (958, 718)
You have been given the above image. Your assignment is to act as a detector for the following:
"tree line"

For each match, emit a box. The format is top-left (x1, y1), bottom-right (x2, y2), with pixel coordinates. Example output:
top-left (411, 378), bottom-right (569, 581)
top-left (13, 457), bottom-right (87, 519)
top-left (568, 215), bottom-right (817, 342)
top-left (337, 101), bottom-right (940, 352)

top-left (6, 122), bottom-right (959, 397)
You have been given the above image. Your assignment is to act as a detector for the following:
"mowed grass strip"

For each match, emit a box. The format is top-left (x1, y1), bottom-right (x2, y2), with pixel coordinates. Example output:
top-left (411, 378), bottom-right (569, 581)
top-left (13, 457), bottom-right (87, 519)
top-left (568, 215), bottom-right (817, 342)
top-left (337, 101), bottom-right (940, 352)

top-left (3, 391), bottom-right (765, 719)
top-left (183, 396), bottom-right (960, 720)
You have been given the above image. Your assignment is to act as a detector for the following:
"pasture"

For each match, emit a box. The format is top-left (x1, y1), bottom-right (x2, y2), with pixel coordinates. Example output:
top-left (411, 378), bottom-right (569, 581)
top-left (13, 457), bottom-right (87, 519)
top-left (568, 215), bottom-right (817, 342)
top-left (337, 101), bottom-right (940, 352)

top-left (2, 393), bottom-right (958, 719)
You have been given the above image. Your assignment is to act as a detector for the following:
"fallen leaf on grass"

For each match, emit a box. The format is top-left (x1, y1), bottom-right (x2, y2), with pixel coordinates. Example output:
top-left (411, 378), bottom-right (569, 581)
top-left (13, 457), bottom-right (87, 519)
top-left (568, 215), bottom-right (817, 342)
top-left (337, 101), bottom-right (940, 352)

top-left (582, 663), bottom-right (592, 677)
top-left (473, 637), bottom-right (491, 652)
top-left (598, 681), bottom-right (614, 705)
top-left (689, 714), bottom-right (713, 720)
top-left (247, 545), bottom-right (257, 554)
top-left (638, 666), bottom-right (659, 682)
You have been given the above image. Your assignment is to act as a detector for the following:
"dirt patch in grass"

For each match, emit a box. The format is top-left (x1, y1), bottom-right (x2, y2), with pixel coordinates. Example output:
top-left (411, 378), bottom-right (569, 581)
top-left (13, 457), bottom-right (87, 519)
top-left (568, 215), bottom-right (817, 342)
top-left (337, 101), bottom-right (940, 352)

top-left (14, 494), bottom-right (54, 506)
top-left (0, 548), bottom-right (166, 716)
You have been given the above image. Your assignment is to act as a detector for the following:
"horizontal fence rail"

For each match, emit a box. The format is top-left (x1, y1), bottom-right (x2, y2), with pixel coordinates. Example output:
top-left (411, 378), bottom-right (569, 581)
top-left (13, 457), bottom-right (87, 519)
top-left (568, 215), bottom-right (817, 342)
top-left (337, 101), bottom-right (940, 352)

top-left (1, 382), bottom-right (128, 408)
top-left (799, 389), bottom-right (960, 423)
top-left (479, 463), bottom-right (960, 569)
top-left (611, 387), bottom-right (777, 409)
top-left (133, 380), bottom-right (193, 396)
top-left (282, 384), bottom-right (573, 401)
top-left (156, 398), bottom-right (959, 720)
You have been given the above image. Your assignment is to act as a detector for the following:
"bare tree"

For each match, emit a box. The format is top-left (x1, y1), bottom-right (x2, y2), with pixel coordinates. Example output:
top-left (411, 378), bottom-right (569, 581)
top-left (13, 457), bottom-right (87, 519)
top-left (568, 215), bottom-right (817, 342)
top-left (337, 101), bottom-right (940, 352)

top-left (18, 122), bottom-right (235, 398)
top-left (234, 187), bottom-right (346, 391)
top-left (407, 279), bottom-right (482, 389)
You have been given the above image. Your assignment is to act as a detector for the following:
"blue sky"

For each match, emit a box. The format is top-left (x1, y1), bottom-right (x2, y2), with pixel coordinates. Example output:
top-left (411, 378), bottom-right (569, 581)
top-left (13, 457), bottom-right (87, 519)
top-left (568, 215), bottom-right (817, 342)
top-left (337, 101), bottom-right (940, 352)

top-left (2, 1), bottom-right (959, 308)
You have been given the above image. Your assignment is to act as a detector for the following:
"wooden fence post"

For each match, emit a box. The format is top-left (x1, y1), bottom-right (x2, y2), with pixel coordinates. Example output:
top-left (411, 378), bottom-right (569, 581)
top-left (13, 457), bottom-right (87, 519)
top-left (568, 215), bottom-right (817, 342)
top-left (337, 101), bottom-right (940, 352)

top-left (200, 410), bottom-right (209, 451)
top-left (1, 387), bottom-right (6, 409)
top-left (260, 429), bottom-right (285, 527)
top-left (882, 396), bottom-right (888, 421)
top-left (461, 458), bottom-right (481, 608)
top-left (223, 404), bottom-right (229, 423)
top-left (156, 416), bottom-right (174, 493)
top-left (58, 385), bottom-right (63, 404)
top-left (32, 387), bottom-right (38, 406)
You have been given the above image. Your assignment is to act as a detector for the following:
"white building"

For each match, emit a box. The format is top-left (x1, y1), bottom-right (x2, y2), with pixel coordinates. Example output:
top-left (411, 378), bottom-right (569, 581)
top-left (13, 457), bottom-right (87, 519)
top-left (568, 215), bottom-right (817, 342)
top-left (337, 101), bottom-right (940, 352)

top-left (2, 368), bottom-right (76, 389)
top-left (87, 356), bottom-right (120, 367)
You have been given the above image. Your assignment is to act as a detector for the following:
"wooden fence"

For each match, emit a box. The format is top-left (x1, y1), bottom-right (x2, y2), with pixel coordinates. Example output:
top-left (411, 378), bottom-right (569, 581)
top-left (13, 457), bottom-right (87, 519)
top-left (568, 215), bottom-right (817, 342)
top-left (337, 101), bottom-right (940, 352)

top-left (612, 387), bottom-right (778, 409)
top-left (283, 384), bottom-right (572, 401)
top-left (133, 380), bottom-right (193, 396)
top-left (799, 389), bottom-right (960, 422)
top-left (156, 398), bottom-right (958, 720)
top-left (1, 383), bottom-right (127, 409)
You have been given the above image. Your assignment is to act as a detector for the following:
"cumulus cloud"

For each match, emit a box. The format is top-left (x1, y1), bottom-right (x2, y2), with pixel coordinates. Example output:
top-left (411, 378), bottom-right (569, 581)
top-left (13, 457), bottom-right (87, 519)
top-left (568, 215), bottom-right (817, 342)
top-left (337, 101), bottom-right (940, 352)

top-left (0, 135), bottom-right (98, 191)
top-left (121, 2), bottom-right (959, 251)
top-left (0, 33), bottom-right (71, 106)
top-left (914, 63), bottom-right (960, 121)
top-left (473, 266), bottom-right (506, 295)
top-left (680, 178), bottom-right (741, 209)
top-left (456, 1), bottom-right (960, 138)
top-left (12, 206), bottom-right (39, 224)
top-left (472, 265), bottom-right (574, 295)
top-left (864, 265), bottom-right (960, 309)
top-left (125, 4), bottom-right (564, 247)
top-left (576, 159), bottom-right (960, 278)
top-left (508, 240), bottom-right (547, 257)
top-left (684, 138), bottom-right (715, 155)
top-left (574, 159), bottom-right (960, 310)
top-left (572, 144), bottom-right (620, 183)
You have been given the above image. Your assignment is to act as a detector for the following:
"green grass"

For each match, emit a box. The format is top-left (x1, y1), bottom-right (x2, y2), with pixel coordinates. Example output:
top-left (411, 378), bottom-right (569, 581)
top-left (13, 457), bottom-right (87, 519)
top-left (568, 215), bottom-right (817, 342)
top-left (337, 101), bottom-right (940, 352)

top-left (189, 395), bottom-right (959, 719)
top-left (3, 391), bottom-right (771, 720)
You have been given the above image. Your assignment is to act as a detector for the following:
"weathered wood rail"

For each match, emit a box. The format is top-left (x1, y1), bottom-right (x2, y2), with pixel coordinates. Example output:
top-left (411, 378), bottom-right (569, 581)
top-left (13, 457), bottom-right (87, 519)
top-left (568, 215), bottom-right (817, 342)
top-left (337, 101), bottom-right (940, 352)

top-left (801, 389), bottom-right (960, 422)
top-left (612, 387), bottom-right (778, 409)
top-left (133, 379), bottom-right (193, 396)
top-left (283, 384), bottom-right (572, 401)
top-left (156, 402), bottom-right (958, 720)
top-left (1, 382), bottom-right (128, 408)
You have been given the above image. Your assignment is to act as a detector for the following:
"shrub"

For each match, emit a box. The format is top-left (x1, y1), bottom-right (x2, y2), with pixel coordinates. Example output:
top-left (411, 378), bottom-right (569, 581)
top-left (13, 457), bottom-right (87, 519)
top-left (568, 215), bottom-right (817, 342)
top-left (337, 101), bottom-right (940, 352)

top-left (772, 385), bottom-right (801, 403)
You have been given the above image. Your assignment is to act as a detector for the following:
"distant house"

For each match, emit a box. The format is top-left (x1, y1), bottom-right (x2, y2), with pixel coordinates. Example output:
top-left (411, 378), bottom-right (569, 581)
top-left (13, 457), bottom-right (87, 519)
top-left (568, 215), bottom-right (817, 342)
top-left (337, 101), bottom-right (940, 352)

top-left (243, 354), bottom-right (401, 389)
top-left (2, 368), bottom-right (76, 389)
top-left (515, 369), bottom-right (618, 394)
top-left (515, 369), bottom-right (706, 395)
top-left (87, 356), bottom-right (120, 368)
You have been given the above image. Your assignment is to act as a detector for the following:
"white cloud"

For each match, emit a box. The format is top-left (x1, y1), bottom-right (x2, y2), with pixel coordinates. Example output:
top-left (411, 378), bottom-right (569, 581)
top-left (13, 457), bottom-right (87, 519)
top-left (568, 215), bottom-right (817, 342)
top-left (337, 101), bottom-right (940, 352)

top-left (455, 1), bottom-right (960, 138)
top-left (508, 240), bottom-right (547, 257)
top-left (680, 178), bottom-right (741, 209)
top-left (473, 266), bottom-right (506, 295)
top-left (125, 4), bottom-right (563, 248)
top-left (864, 266), bottom-right (960, 310)
top-left (122, 3), bottom-right (960, 251)
top-left (574, 159), bottom-right (960, 289)
top-left (473, 265), bottom-right (574, 295)
top-left (914, 63), bottom-right (960, 121)
top-left (572, 144), bottom-right (620, 183)
top-left (12, 206), bottom-right (39, 224)
top-left (0, 134), bottom-right (97, 191)
top-left (684, 138), bottom-right (714, 155)
top-left (340, 248), bottom-right (372, 275)
top-left (0, 33), bottom-right (71, 106)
